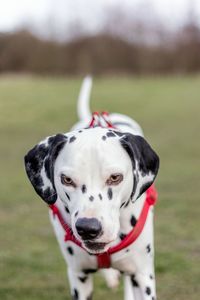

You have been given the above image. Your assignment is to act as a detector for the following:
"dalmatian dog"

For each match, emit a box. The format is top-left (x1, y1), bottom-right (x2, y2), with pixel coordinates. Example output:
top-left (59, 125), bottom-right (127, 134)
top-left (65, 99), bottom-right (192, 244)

top-left (24, 77), bottom-right (159, 300)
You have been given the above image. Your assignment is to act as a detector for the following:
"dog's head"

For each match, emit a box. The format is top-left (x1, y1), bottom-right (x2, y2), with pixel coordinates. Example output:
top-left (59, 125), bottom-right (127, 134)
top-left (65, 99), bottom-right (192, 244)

top-left (24, 127), bottom-right (159, 253)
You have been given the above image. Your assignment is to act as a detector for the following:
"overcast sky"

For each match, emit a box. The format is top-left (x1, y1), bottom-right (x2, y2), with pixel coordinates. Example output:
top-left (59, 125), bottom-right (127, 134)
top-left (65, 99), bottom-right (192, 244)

top-left (0, 0), bottom-right (199, 38)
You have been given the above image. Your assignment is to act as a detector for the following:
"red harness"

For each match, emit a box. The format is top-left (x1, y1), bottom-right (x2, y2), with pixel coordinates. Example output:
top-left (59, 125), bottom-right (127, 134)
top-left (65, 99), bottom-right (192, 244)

top-left (49, 112), bottom-right (158, 268)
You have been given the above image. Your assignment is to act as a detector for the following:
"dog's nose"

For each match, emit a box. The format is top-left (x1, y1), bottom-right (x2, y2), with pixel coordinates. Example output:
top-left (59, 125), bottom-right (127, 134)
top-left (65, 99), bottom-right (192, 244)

top-left (75, 218), bottom-right (102, 240)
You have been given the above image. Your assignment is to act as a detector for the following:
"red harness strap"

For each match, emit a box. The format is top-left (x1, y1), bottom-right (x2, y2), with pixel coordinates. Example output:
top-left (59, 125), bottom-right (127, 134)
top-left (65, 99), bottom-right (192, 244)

top-left (97, 184), bottom-right (157, 268)
top-left (49, 204), bottom-right (82, 246)
top-left (49, 112), bottom-right (158, 268)
top-left (49, 185), bottom-right (157, 269)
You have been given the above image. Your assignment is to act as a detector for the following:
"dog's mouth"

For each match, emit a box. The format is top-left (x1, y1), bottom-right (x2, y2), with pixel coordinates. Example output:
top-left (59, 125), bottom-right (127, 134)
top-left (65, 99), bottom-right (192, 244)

top-left (83, 241), bottom-right (109, 254)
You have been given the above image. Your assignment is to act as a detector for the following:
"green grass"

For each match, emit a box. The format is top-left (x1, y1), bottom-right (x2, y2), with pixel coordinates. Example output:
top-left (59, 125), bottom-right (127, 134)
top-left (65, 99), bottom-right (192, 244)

top-left (0, 75), bottom-right (199, 300)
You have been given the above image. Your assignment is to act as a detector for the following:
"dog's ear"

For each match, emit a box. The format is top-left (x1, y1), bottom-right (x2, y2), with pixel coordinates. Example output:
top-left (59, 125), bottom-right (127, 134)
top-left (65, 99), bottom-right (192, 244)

top-left (24, 134), bottom-right (67, 204)
top-left (120, 133), bottom-right (159, 202)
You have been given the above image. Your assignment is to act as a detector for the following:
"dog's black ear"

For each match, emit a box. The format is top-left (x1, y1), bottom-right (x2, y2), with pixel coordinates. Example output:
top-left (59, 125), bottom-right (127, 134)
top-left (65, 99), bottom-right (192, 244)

top-left (120, 133), bottom-right (159, 202)
top-left (24, 134), bottom-right (67, 204)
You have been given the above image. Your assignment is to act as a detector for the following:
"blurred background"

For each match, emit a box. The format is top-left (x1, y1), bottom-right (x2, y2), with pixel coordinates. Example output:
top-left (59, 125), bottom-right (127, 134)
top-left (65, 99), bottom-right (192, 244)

top-left (0, 0), bottom-right (200, 75)
top-left (0, 1), bottom-right (200, 300)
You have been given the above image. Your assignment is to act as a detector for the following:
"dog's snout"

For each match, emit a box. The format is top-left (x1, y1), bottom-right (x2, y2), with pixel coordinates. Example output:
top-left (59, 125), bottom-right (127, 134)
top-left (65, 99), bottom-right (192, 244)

top-left (75, 218), bottom-right (102, 240)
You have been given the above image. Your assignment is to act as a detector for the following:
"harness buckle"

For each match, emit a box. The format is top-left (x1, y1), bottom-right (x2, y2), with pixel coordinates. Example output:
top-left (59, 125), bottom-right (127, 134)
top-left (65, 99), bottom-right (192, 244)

top-left (97, 252), bottom-right (111, 269)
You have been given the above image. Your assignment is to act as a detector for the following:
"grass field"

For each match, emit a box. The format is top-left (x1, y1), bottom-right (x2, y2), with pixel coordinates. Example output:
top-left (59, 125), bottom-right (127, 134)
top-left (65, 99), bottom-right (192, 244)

top-left (0, 75), bottom-right (199, 300)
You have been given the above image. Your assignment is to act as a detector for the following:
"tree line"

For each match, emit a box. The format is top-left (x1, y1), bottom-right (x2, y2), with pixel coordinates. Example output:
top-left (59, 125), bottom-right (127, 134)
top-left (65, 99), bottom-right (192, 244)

top-left (0, 22), bottom-right (200, 75)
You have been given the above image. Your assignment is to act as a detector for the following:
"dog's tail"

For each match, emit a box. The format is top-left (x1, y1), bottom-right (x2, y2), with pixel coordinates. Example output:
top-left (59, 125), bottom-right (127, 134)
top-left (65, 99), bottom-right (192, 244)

top-left (77, 76), bottom-right (92, 121)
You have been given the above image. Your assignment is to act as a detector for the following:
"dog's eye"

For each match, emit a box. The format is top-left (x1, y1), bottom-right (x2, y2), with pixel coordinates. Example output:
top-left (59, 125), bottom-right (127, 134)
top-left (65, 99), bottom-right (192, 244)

top-left (61, 174), bottom-right (76, 187)
top-left (106, 174), bottom-right (123, 186)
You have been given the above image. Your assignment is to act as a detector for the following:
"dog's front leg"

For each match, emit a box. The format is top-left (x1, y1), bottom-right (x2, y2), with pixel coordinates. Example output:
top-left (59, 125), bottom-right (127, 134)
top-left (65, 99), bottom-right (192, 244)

top-left (124, 275), bottom-right (136, 300)
top-left (124, 273), bottom-right (156, 300)
top-left (132, 272), bottom-right (156, 300)
top-left (68, 268), bottom-right (93, 300)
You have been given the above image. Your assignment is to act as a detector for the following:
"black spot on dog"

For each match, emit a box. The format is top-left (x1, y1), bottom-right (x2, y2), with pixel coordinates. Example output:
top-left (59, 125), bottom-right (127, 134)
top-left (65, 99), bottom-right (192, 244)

top-left (67, 246), bottom-right (74, 255)
top-left (73, 288), bottom-right (79, 300)
top-left (120, 201), bottom-right (126, 208)
top-left (139, 182), bottom-right (152, 198)
top-left (131, 274), bottom-right (139, 287)
top-left (124, 199), bottom-right (130, 208)
top-left (69, 136), bottom-right (76, 143)
top-left (83, 269), bottom-right (97, 274)
top-left (48, 134), bottom-right (67, 147)
top-left (65, 193), bottom-right (70, 201)
top-left (146, 287), bottom-right (151, 295)
top-left (131, 174), bottom-right (138, 199)
top-left (130, 215), bottom-right (137, 227)
top-left (89, 196), bottom-right (94, 202)
top-left (25, 146), bottom-right (46, 186)
top-left (102, 136), bottom-right (106, 141)
top-left (146, 244), bottom-right (151, 253)
top-left (47, 136), bottom-right (55, 144)
top-left (78, 276), bottom-right (88, 283)
top-left (50, 134), bottom-right (67, 165)
top-left (30, 175), bottom-right (43, 191)
top-left (119, 233), bottom-right (127, 240)
top-left (106, 132), bottom-right (116, 138)
top-left (43, 188), bottom-right (57, 203)
top-left (78, 130), bottom-right (82, 133)
top-left (126, 249), bottom-right (130, 252)
top-left (75, 211), bottom-right (79, 217)
top-left (82, 185), bottom-right (87, 194)
top-left (65, 206), bottom-right (70, 213)
top-left (98, 193), bottom-right (102, 200)
top-left (107, 188), bottom-right (113, 200)
top-left (152, 297), bottom-right (155, 300)
top-left (150, 274), bottom-right (154, 280)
